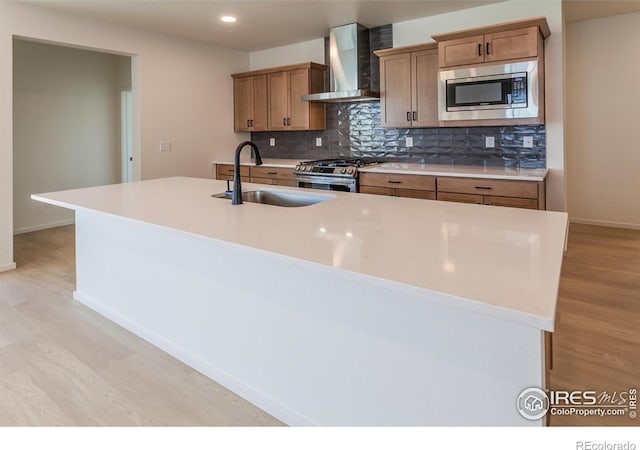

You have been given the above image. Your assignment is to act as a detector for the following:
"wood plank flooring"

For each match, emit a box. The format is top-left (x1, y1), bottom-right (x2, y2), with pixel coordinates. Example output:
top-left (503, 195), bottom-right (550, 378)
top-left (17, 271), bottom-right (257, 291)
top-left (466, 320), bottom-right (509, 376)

top-left (1, 223), bottom-right (638, 426)
top-left (549, 224), bottom-right (640, 426)
top-left (0, 225), bottom-right (283, 426)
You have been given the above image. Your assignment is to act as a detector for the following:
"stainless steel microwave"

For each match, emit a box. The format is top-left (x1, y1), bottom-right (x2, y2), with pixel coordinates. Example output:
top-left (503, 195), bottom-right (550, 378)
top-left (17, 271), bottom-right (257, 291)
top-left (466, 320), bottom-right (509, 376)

top-left (438, 60), bottom-right (539, 121)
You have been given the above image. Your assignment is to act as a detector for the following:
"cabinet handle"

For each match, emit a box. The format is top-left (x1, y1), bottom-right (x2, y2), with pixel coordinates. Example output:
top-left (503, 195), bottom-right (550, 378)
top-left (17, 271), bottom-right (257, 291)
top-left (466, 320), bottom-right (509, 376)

top-left (250, 120), bottom-right (253, 127)
top-left (246, 119), bottom-right (250, 127)
top-left (486, 42), bottom-right (490, 55)
top-left (267, 172), bottom-right (277, 175)
top-left (475, 186), bottom-right (493, 190)
top-left (287, 117), bottom-right (291, 126)
top-left (388, 180), bottom-right (402, 185)
top-left (413, 111), bottom-right (417, 121)
top-left (478, 43), bottom-right (482, 56)
top-left (406, 112), bottom-right (411, 122)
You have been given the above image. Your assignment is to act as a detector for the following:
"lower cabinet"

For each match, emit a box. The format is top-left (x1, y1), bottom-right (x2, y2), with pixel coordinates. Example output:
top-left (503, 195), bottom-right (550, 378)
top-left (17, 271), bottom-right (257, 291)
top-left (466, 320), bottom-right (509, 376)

top-left (436, 176), bottom-right (545, 210)
top-left (359, 172), bottom-right (546, 210)
top-left (359, 173), bottom-right (436, 199)
top-left (215, 164), bottom-right (296, 187)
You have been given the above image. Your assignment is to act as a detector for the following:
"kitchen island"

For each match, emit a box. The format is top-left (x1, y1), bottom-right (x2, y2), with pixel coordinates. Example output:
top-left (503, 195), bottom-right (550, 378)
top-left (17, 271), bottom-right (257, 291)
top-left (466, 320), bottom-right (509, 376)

top-left (33, 177), bottom-right (568, 426)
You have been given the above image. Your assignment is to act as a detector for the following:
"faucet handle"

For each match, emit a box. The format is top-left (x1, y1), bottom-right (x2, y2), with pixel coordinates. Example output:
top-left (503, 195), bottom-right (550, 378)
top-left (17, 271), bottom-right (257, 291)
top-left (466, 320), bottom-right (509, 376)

top-left (225, 179), bottom-right (232, 197)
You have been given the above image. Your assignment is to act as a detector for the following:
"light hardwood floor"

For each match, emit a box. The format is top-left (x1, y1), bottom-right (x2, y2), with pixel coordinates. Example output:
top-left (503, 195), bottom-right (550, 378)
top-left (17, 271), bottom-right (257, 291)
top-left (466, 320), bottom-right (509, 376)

top-left (549, 224), bottom-right (640, 426)
top-left (1, 223), bottom-right (638, 426)
top-left (0, 225), bottom-right (282, 426)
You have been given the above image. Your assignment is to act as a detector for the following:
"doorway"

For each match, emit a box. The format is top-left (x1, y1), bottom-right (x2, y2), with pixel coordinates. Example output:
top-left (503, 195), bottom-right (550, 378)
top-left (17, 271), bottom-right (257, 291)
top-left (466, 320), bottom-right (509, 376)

top-left (121, 90), bottom-right (133, 183)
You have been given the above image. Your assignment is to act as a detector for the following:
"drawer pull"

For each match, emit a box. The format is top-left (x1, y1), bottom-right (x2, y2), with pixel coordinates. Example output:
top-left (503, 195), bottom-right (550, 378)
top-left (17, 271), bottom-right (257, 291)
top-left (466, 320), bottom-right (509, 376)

top-left (388, 180), bottom-right (402, 185)
top-left (267, 172), bottom-right (278, 175)
top-left (474, 186), bottom-right (493, 190)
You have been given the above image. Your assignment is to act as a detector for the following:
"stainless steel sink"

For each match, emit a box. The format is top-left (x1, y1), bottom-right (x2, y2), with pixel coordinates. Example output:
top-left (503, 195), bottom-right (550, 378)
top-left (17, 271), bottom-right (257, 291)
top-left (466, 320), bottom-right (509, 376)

top-left (212, 190), bottom-right (332, 207)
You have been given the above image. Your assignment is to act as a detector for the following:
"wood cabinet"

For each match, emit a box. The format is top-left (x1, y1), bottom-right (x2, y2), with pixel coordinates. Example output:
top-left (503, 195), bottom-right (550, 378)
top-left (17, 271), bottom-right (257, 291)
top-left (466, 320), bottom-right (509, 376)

top-left (359, 172), bottom-right (436, 199)
top-left (375, 43), bottom-right (439, 128)
top-left (432, 17), bottom-right (550, 68)
top-left (359, 171), bottom-right (546, 210)
top-left (250, 166), bottom-right (297, 187)
top-left (216, 164), bottom-right (296, 187)
top-left (216, 164), bottom-right (250, 183)
top-left (232, 75), bottom-right (268, 132)
top-left (436, 176), bottom-right (545, 210)
top-left (232, 63), bottom-right (327, 132)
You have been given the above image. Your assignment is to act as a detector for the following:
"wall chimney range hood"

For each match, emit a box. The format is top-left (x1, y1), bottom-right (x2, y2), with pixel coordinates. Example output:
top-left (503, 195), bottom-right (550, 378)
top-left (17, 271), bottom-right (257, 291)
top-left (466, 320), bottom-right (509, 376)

top-left (302, 23), bottom-right (379, 103)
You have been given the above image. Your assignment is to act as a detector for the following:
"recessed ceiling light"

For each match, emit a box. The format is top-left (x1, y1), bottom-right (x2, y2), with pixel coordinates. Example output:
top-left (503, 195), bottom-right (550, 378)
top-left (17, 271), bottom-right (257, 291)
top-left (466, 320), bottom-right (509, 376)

top-left (220, 16), bottom-right (237, 23)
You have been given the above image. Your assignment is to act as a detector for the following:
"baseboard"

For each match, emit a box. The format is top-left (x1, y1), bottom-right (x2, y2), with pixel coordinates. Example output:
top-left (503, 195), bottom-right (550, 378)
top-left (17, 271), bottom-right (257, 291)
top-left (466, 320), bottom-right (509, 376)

top-left (13, 219), bottom-right (75, 235)
top-left (570, 218), bottom-right (640, 231)
top-left (73, 290), bottom-right (312, 426)
top-left (0, 262), bottom-right (17, 273)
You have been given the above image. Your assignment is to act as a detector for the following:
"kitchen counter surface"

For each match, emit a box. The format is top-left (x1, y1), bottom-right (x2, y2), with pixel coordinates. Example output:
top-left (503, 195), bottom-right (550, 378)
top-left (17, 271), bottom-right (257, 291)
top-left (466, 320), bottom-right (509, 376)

top-left (33, 177), bottom-right (567, 331)
top-left (358, 163), bottom-right (548, 181)
top-left (212, 158), bottom-right (298, 168)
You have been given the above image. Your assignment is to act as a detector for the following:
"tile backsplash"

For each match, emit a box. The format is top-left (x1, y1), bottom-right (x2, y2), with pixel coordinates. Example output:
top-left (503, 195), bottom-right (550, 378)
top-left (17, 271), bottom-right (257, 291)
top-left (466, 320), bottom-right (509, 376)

top-left (251, 102), bottom-right (546, 168)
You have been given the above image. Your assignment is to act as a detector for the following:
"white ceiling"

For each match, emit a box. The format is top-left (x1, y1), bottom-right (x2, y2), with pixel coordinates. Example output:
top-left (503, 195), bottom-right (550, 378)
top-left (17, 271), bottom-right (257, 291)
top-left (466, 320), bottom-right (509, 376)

top-left (564, 0), bottom-right (640, 23)
top-left (26, 0), bottom-right (501, 52)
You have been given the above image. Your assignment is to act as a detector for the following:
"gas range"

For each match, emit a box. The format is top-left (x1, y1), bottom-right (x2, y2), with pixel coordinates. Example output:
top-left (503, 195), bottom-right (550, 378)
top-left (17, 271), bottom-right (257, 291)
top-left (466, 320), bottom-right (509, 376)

top-left (293, 158), bottom-right (384, 192)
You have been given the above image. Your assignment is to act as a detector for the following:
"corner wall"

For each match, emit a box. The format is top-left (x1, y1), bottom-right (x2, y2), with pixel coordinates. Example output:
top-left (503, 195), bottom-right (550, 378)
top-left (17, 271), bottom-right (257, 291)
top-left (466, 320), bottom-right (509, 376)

top-left (565, 13), bottom-right (640, 229)
top-left (0, 2), bottom-right (250, 270)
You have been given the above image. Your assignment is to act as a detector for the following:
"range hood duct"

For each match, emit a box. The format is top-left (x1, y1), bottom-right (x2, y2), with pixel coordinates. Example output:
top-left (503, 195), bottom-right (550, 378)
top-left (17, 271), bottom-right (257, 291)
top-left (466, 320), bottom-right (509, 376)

top-left (302, 23), bottom-right (380, 103)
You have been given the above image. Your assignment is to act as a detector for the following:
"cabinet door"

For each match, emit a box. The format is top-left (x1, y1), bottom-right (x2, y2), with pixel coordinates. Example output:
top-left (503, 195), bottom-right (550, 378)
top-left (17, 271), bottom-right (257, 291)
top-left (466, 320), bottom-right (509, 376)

top-left (268, 71), bottom-right (289, 130)
top-left (251, 75), bottom-right (268, 131)
top-left (438, 35), bottom-right (485, 68)
top-left (484, 27), bottom-right (538, 63)
top-left (288, 69), bottom-right (310, 130)
top-left (379, 53), bottom-right (413, 128)
top-left (411, 49), bottom-right (439, 128)
top-left (233, 77), bottom-right (252, 132)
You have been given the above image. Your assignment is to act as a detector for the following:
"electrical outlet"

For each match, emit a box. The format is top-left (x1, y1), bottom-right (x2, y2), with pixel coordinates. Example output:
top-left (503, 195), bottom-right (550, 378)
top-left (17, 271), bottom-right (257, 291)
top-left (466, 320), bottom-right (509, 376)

top-left (316, 137), bottom-right (322, 147)
top-left (523, 136), bottom-right (534, 148)
top-left (485, 136), bottom-right (495, 148)
top-left (269, 138), bottom-right (276, 147)
top-left (160, 141), bottom-right (171, 152)
top-left (406, 137), bottom-right (414, 147)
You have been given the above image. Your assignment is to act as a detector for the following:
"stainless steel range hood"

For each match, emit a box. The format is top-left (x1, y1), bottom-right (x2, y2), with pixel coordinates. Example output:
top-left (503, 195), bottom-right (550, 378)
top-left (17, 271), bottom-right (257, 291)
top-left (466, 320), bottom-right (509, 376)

top-left (302, 23), bottom-right (379, 103)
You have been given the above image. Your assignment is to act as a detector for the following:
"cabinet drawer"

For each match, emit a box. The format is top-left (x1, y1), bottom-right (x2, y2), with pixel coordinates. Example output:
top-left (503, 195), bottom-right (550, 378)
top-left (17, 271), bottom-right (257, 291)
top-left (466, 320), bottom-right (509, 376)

top-left (436, 177), bottom-right (538, 199)
top-left (484, 196), bottom-right (538, 210)
top-left (273, 179), bottom-right (297, 187)
top-left (217, 164), bottom-right (249, 179)
top-left (359, 173), bottom-right (436, 191)
top-left (396, 189), bottom-right (436, 200)
top-left (250, 177), bottom-right (276, 185)
top-left (250, 166), bottom-right (295, 180)
top-left (359, 186), bottom-right (394, 196)
top-left (437, 192), bottom-right (483, 204)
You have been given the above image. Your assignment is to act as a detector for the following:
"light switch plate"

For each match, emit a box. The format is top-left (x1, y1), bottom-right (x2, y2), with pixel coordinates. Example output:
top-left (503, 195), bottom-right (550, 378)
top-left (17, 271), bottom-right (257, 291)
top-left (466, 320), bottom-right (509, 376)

top-left (316, 137), bottom-right (322, 147)
top-left (485, 136), bottom-right (495, 148)
top-left (406, 137), bottom-right (414, 147)
top-left (269, 138), bottom-right (276, 147)
top-left (160, 141), bottom-right (171, 152)
top-left (523, 136), bottom-right (534, 148)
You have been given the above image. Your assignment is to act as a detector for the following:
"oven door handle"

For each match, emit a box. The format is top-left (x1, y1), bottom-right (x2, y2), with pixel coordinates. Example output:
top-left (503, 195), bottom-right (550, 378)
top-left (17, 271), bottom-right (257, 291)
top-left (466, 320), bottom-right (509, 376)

top-left (295, 175), bottom-right (356, 188)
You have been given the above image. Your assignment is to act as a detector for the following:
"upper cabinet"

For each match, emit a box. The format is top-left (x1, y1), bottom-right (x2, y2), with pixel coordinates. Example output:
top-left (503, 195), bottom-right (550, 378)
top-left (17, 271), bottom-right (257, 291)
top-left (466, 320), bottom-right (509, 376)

top-left (232, 63), bottom-right (327, 132)
top-left (432, 17), bottom-right (551, 68)
top-left (233, 74), bottom-right (268, 132)
top-left (375, 43), bottom-right (439, 128)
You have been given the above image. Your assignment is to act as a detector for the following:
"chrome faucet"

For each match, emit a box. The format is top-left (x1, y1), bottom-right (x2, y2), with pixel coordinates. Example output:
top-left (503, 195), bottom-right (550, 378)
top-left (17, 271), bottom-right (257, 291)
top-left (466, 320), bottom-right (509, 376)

top-left (232, 141), bottom-right (263, 205)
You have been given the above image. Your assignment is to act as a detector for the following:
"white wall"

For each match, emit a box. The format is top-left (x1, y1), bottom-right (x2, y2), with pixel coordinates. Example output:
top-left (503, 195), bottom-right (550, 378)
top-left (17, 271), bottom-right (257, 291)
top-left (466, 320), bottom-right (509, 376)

top-left (12, 39), bottom-right (127, 234)
top-left (0, 2), bottom-right (250, 270)
top-left (565, 13), bottom-right (640, 229)
top-left (247, 0), bottom-right (566, 213)
top-left (249, 38), bottom-right (324, 70)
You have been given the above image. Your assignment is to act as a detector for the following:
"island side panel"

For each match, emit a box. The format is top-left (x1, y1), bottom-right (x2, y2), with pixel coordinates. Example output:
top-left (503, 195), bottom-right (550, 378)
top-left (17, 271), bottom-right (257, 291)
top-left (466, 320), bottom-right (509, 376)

top-left (73, 209), bottom-right (545, 426)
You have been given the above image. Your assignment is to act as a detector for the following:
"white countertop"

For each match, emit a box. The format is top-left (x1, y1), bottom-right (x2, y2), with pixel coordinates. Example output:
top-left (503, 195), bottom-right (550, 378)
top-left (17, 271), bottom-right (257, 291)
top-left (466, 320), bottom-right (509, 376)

top-left (358, 163), bottom-right (548, 181)
top-left (212, 159), bottom-right (298, 168)
top-left (33, 177), bottom-right (567, 331)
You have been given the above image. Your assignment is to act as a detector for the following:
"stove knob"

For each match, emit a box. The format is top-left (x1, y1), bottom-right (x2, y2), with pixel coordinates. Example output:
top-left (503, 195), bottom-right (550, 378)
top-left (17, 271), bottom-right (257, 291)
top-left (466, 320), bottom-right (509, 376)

top-left (347, 167), bottom-right (354, 174)
top-left (340, 168), bottom-right (347, 174)
top-left (306, 166), bottom-right (312, 172)
top-left (295, 165), bottom-right (300, 171)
